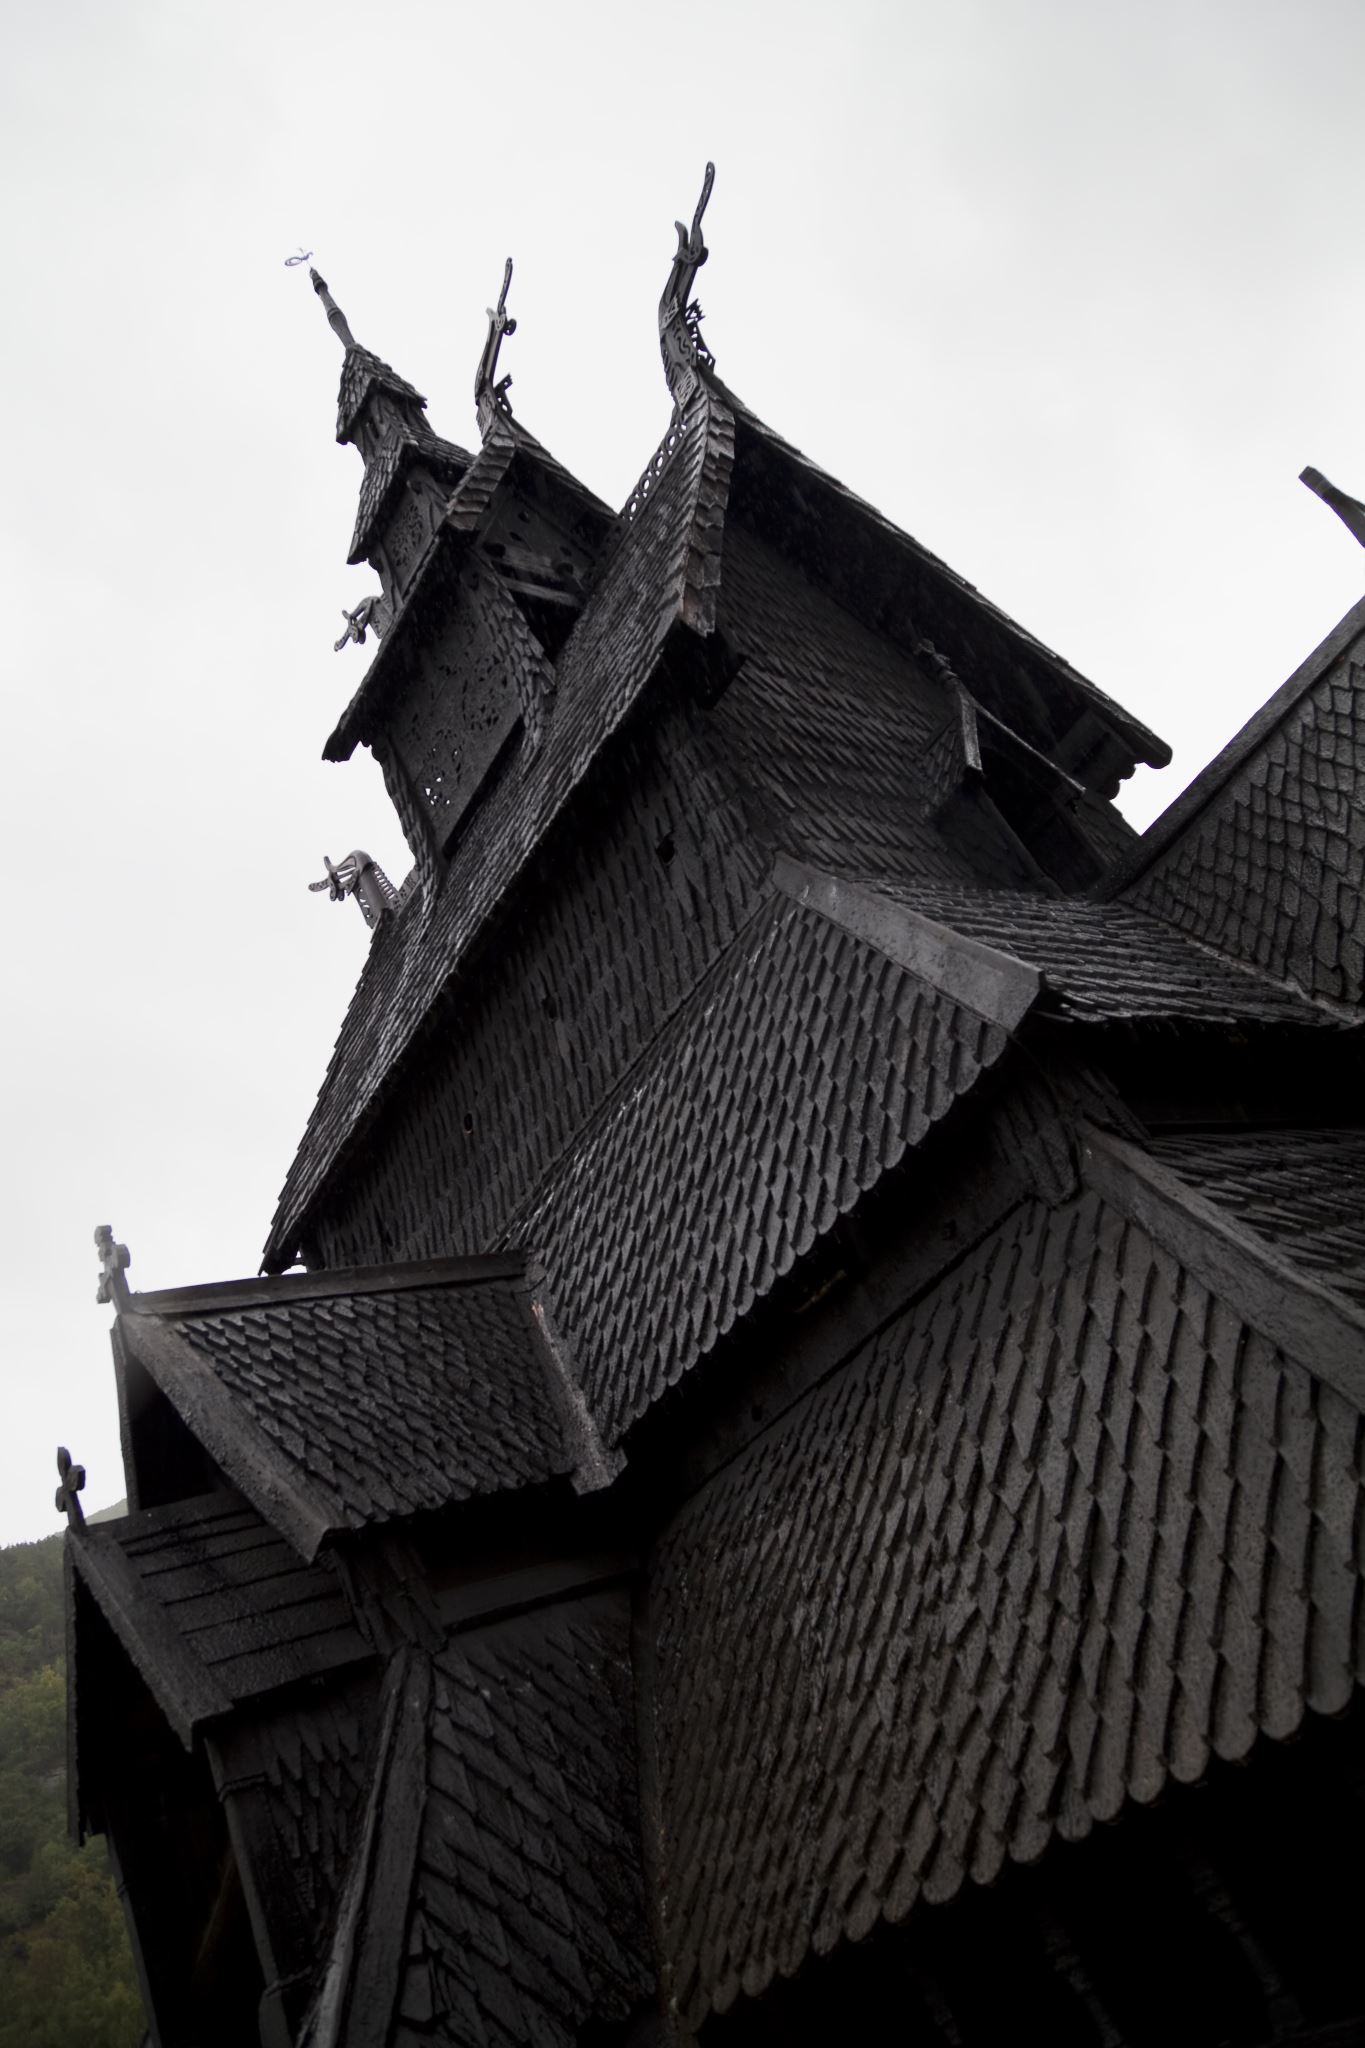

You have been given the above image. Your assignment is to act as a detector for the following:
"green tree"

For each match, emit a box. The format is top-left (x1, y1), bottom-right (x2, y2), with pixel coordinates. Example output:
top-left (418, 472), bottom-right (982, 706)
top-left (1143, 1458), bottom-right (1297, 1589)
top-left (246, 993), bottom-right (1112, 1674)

top-left (0, 1533), bottom-right (142, 2045)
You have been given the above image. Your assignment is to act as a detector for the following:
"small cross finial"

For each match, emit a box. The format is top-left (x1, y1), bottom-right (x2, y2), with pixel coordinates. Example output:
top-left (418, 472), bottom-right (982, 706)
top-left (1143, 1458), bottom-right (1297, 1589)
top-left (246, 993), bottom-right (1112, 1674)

top-left (55, 1447), bottom-right (86, 1528)
top-left (474, 258), bottom-right (517, 441)
top-left (94, 1224), bottom-right (131, 1309)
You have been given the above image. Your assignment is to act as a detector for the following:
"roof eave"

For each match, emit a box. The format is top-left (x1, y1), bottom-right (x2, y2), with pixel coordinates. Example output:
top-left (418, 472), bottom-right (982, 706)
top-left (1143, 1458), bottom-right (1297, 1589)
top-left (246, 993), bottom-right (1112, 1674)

top-left (721, 389), bottom-right (1171, 780)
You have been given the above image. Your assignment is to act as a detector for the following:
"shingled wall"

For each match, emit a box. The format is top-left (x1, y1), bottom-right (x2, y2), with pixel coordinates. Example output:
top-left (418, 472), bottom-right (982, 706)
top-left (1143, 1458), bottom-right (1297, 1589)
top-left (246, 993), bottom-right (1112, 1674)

top-left (646, 1180), bottom-right (1365, 2029)
top-left (711, 527), bottom-right (970, 884)
top-left (390, 1593), bottom-right (653, 2047)
top-left (310, 696), bottom-right (765, 1270)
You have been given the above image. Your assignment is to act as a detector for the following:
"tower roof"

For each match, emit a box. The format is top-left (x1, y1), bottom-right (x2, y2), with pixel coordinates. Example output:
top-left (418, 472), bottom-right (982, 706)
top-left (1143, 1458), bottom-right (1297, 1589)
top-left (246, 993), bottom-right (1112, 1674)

top-left (309, 268), bottom-right (430, 446)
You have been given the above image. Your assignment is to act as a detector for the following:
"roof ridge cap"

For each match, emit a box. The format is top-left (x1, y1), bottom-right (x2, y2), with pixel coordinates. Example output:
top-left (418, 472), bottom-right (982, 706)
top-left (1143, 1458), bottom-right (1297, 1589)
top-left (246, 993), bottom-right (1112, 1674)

top-left (772, 856), bottom-right (1040, 1032)
top-left (123, 1252), bottom-right (527, 1318)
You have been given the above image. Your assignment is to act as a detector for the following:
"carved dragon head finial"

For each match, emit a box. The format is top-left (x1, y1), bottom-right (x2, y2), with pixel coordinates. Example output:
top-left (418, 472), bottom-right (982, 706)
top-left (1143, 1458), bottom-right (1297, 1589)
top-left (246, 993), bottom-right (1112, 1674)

top-left (309, 267), bottom-right (358, 352)
top-left (475, 258), bottom-right (517, 442)
top-left (1301, 467), bottom-right (1365, 552)
top-left (309, 851), bottom-right (400, 930)
top-left (334, 595), bottom-right (385, 652)
top-left (94, 1224), bottom-right (131, 1310)
top-left (55, 1447), bottom-right (86, 1529)
top-left (659, 163), bottom-right (716, 416)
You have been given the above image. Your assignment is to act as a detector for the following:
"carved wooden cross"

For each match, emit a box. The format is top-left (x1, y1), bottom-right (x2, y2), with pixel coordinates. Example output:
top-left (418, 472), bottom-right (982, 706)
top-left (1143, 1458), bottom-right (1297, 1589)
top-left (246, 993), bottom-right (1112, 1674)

top-left (55, 1447), bottom-right (86, 1528)
top-left (94, 1223), bottom-right (131, 1309)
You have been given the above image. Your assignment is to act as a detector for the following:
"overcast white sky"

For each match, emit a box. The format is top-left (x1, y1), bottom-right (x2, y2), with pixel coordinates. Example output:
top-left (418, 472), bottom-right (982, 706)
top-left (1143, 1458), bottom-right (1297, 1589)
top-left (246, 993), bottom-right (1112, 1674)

top-left (2, 0), bottom-right (1363, 1545)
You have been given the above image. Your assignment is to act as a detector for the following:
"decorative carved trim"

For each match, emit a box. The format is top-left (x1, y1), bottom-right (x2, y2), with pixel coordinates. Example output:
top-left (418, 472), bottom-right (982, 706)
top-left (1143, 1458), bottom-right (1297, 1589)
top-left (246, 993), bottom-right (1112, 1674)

top-left (659, 162), bottom-right (716, 416)
top-left (334, 596), bottom-right (385, 653)
top-left (625, 411), bottom-right (692, 524)
top-left (309, 851), bottom-right (400, 930)
top-left (474, 258), bottom-right (516, 442)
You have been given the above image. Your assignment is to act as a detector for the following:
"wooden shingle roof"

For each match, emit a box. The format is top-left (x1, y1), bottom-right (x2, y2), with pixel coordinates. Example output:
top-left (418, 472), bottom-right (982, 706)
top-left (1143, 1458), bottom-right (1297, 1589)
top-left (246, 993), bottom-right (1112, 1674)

top-left (116, 1257), bottom-right (582, 1559)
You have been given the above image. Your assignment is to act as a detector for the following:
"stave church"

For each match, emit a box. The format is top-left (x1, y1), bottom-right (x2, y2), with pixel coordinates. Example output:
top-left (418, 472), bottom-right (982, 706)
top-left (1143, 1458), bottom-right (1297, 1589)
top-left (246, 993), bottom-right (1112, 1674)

top-left (64, 168), bottom-right (1365, 2046)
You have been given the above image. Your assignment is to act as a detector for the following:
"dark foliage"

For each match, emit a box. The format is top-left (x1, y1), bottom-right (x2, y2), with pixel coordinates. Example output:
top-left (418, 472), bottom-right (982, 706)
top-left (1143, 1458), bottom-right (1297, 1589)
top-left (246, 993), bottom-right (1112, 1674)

top-left (0, 1530), bottom-right (143, 2047)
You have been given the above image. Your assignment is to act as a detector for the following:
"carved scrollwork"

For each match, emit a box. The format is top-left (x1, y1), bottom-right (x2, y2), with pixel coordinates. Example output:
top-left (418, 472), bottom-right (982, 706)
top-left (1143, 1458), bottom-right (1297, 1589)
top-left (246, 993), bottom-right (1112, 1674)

top-left (309, 851), bottom-right (400, 930)
top-left (625, 415), bottom-right (692, 524)
top-left (475, 258), bottom-right (517, 442)
top-left (334, 595), bottom-right (385, 652)
top-left (659, 163), bottom-right (716, 416)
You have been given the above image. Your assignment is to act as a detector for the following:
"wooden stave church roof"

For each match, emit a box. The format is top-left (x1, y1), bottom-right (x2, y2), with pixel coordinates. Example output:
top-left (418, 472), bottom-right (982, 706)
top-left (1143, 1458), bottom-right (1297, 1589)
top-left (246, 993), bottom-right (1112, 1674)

top-left (70, 312), bottom-right (1365, 2042)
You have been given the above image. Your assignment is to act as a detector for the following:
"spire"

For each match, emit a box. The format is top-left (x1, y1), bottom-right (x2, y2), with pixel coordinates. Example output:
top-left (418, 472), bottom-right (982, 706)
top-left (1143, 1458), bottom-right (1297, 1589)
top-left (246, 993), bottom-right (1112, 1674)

top-left (310, 267), bottom-right (357, 351)
top-left (474, 258), bottom-right (517, 442)
top-left (659, 162), bottom-right (716, 414)
top-left (1301, 466), bottom-right (1365, 551)
top-left (300, 264), bottom-right (429, 448)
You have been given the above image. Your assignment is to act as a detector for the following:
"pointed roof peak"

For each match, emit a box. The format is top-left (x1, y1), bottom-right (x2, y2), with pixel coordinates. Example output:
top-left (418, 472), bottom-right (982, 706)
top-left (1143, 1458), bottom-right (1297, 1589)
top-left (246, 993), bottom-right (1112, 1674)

top-left (304, 266), bottom-right (429, 445)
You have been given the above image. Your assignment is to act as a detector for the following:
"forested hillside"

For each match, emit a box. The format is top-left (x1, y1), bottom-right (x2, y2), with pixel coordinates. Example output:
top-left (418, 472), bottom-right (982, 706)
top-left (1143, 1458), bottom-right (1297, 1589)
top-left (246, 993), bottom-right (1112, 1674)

top-left (0, 1529), bottom-right (143, 2047)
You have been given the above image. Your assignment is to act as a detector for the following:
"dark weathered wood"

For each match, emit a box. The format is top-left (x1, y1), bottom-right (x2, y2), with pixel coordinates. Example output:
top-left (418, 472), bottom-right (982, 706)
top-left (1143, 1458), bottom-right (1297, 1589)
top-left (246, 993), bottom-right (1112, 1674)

top-left (1081, 1123), bottom-right (1365, 1412)
top-left (125, 1248), bottom-right (526, 1319)
top-left (305, 1651), bottom-right (429, 2048)
top-left (75, 199), bottom-right (1365, 2048)
top-left (1100, 596), bottom-right (1365, 899)
top-left (122, 1318), bottom-right (336, 1561)
top-left (68, 1524), bottom-right (232, 1747)
top-left (774, 853), bottom-right (1041, 1029)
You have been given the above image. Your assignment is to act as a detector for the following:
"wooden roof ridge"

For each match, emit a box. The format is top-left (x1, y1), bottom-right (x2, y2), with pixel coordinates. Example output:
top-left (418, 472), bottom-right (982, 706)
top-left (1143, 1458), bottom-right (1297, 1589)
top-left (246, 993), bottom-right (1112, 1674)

top-left (713, 377), bottom-right (1172, 776)
top-left (845, 874), bottom-right (1345, 1027)
top-left (1080, 1122), bottom-right (1365, 1414)
top-left (120, 1250), bottom-right (528, 1319)
top-left (772, 854), bottom-right (1041, 1031)
top-left (1097, 592), bottom-right (1365, 902)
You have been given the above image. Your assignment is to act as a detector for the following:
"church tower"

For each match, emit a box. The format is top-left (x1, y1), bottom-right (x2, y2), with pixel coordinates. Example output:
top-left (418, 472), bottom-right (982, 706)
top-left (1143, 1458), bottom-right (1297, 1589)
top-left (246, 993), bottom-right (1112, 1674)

top-left (66, 172), bottom-right (1365, 2048)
